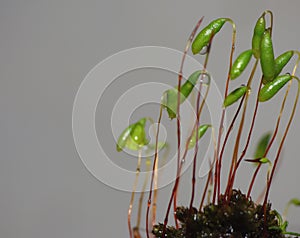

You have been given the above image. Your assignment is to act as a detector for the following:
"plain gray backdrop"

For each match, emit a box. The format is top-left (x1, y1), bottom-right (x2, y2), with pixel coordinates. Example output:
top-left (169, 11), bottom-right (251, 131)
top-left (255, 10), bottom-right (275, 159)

top-left (1, 0), bottom-right (300, 237)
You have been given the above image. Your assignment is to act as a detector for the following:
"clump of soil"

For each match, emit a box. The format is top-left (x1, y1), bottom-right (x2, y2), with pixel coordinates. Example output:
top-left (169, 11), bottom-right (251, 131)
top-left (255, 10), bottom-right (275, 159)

top-left (153, 190), bottom-right (295, 238)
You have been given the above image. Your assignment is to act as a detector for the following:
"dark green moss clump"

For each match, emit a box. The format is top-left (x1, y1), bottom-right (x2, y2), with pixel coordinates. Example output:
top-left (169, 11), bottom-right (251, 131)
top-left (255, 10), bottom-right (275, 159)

top-left (153, 190), bottom-right (297, 238)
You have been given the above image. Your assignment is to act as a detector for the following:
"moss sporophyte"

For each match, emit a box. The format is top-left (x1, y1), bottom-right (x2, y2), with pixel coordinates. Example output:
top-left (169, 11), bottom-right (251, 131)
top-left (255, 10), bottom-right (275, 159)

top-left (116, 11), bottom-right (300, 238)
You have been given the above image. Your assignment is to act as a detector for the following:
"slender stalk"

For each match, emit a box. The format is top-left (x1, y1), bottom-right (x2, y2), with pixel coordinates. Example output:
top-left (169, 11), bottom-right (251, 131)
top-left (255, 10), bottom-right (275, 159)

top-left (217, 94), bottom-right (246, 197)
top-left (146, 106), bottom-right (163, 238)
top-left (225, 60), bottom-right (258, 198)
top-left (263, 77), bottom-right (300, 218)
top-left (144, 118), bottom-right (167, 231)
top-left (145, 14), bottom-right (201, 236)
top-left (189, 48), bottom-right (211, 210)
top-left (162, 73), bottom-right (210, 236)
top-left (262, 78), bottom-right (300, 236)
top-left (199, 160), bottom-right (213, 211)
top-left (173, 17), bottom-right (203, 229)
top-left (264, 10), bottom-right (274, 35)
top-left (247, 52), bottom-right (300, 198)
top-left (256, 151), bottom-right (283, 204)
top-left (206, 171), bottom-right (214, 205)
top-left (247, 92), bottom-right (286, 198)
top-left (174, 80), bottom-right (210, 217)
top-left (213, 20), bottom-right (236, 203)
top-left (227, 69), bottom-right (262, 194)
top-left (128, 150), bottom-right (142, 238)
top-left (189, 91), bottom-right (203, 209)
top-left (152, 155), bottom-right (159, 227)
top-left (135, 159), bottom-right (151, 232)
top-left (199, 128), bottom-right (217, 211)
top-left (222, 16), bottom-right (276, 198)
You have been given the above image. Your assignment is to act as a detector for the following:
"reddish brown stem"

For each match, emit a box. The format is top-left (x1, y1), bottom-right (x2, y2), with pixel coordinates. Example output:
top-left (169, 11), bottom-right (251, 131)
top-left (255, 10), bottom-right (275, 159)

top-left (217, 94), bottom-right (246, 198)
top-left (247, 52), bottom-right (300, 199)
top-left (146, 106), bottom-right (163, 238)
top-left (247, 163), bottom-right (261, 198)
top-left (225, 60), bottom-right (258, 200)
top-left (164, 76), bottom-right (210, 236)
top-left (199, 158), bottom-right (214, 211)
top-left (174, 17), bottom-right (204, 229)
top-left (247, 82), bottom-right (292, 198)
top-left (161, 17), bottom-right (204, 237)
top-left (157, 68), bottom-right (211, 238)
top-left (213, 21), bottom-right (236, 204)
top-left (262, 83), bottom-right (299, 236)
top-left (189, 45), bottom-right (211, 210)
top-left (163, 74), bottom-right (210, 234)
top-left (226, 78), bottom-right (262, 195)
top-left (263, 79), bottom-right (300, 219)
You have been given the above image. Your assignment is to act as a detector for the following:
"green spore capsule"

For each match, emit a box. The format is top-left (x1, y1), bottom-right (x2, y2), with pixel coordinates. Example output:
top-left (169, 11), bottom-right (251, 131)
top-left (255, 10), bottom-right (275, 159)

top-left (260, 29), bottom-right (275, 83)
top-left (274, 50), bottom-right (294, 77)
top-left (180, 70), bottom-right (204, 101)
top-left (223, 85), bottom-right (248, 108)
top-left (192, 18), bottom-right (227, 55)
top-left (116, 118), bottom-right (148, 152)
top-left (263, 50), bottom-right (294, 84)
top-left (188, 124), bottom-right (211, 149)
top-left (252, 16), bottom-right (266, 59)
top-left (230, 49), bottom-right (253, 80)
top-left (126, 123), bottom-right (148, 151)
top-left (116, 124), bottom-right (134, 152)
top-left (162, 70), bottom-right (209, 119)
top-left (259, 74), bottom-right (292, 102)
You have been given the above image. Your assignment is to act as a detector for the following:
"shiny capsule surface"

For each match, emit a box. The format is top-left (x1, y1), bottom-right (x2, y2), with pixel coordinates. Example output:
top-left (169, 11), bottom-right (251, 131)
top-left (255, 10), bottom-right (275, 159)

top-left (259, 74), bottom-right (292, 102)
top-left (252, 16), bottom-right (266, 59)
top-left (230, 49), bottom-right (253, 80)
top-left (223, 85), bottom-right (248, 107)
top-left (192, 18), bottom-right (227, 55)
top-left (260, 29), bottom-right (275, 83)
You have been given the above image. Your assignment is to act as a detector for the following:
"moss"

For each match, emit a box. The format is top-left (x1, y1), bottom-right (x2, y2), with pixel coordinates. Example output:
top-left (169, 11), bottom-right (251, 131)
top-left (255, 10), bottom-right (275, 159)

top-left (153, 190), bottom-right (297, 238)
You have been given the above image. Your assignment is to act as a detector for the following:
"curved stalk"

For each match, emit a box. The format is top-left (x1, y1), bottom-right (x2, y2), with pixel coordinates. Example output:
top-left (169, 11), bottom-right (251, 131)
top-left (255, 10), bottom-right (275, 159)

top-left (162, 73), bottom-right (210, 235)
top-left (189, 57), bottom-right (212, 210)
top-left (263, 76), bottom-right (300, 221)
top-left (160, 17), bottom-right (204, 237)
top-left (212, 19), bottom-right (237, 203)
top-left (247, 51), bottom-right (300, 198)
top-left (264, 10), bottom-right (274, 36)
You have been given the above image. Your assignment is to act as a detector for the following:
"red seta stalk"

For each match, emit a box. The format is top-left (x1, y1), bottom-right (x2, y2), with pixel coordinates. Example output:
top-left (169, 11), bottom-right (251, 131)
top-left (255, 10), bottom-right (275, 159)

top-left (213, 22), bottom-right (237, 204)
top-left (160, 17), bottom-right (204, 237)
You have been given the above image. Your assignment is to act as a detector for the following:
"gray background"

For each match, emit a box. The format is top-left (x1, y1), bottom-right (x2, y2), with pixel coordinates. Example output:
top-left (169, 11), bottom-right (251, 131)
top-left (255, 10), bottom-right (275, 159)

top-left (1, 0), bottom-right (300, 237)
